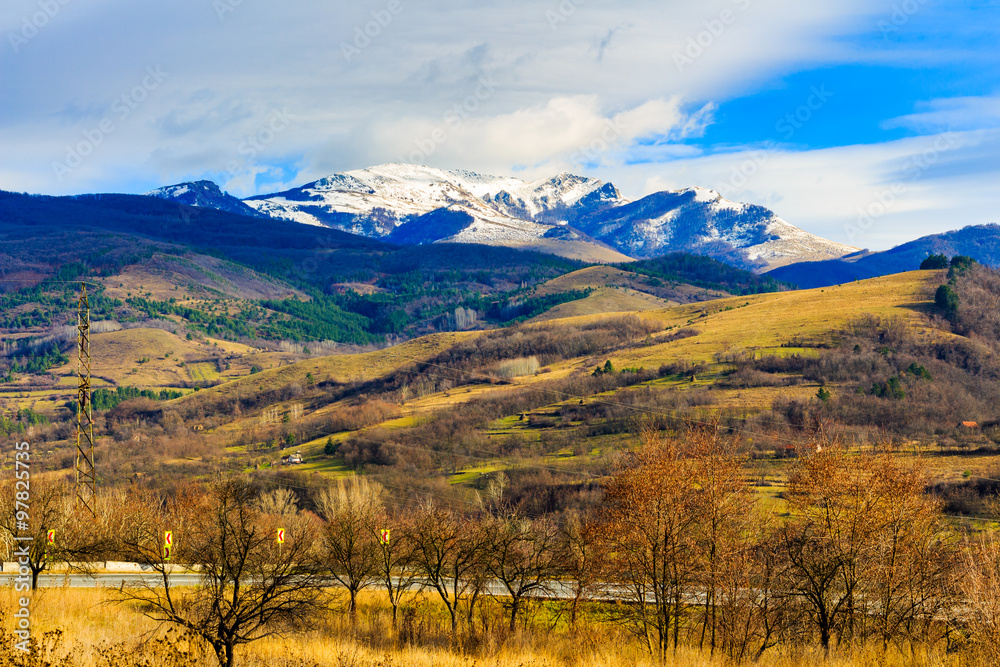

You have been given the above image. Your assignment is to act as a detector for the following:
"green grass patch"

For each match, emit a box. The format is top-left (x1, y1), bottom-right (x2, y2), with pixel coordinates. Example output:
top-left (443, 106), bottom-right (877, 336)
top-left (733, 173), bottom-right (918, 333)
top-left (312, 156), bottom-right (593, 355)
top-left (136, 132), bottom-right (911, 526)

top-left (187, 361), bottom-right (221, 383)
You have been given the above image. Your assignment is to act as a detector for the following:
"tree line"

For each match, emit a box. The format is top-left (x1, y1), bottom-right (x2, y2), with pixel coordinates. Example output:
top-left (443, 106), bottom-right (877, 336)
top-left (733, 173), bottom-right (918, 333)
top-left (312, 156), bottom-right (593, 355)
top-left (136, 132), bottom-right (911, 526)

top-left (4, 428), bottom-right (1000, 666)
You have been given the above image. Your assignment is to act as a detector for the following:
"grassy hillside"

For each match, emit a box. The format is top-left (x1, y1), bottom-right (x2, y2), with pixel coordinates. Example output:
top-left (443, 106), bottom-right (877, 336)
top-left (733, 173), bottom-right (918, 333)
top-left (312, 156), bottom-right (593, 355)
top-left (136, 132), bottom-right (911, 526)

top-left (511, 236), bottom-right (634, 263)
top-left (524, 266), bottom-right (736, 321)
top-left (181, 271), bottom-right (947, 475)
top-left (530, 287), bottom-right (673, 321)
top-left (98, 253), bottom-right (304, 302)
top-left (8, 247), bottom-right (1000, 667)
top-left (8, 238), bottom-right (994, 531)
top-left (614, 269), bottom-right (942, 368)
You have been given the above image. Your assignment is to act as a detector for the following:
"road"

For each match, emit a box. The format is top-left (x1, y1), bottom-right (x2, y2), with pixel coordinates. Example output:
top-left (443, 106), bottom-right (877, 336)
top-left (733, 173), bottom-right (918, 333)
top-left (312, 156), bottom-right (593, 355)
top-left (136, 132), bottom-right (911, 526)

top-left (0, 571), bottom-right (204, 588)
top-left (0, 569), bottom-right (672, 606)
top-left (0, 570), bottom-right (608, 602)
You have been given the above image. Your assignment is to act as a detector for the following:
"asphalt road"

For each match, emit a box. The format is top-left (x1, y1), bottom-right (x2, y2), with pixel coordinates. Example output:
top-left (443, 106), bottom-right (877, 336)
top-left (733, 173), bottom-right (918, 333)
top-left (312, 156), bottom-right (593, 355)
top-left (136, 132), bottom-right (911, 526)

top-left (0, 571), bottom-right (605, 601)
top-left (0, 572), bottom-right (205, 588)
top-left (0, 570), bottom-right (654, 604)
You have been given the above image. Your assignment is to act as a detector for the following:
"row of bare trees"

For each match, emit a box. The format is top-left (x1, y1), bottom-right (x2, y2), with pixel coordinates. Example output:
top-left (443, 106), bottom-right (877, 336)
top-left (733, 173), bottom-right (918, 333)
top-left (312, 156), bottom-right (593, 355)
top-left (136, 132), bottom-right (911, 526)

top-left (600, 429), bottom-right (961, 662)
top-left (6, 431), bottom-right (1000, 665)
top-left (0, 476), bottom-right (570, 666)
top-left (314, 476), bottom-right (565, 635)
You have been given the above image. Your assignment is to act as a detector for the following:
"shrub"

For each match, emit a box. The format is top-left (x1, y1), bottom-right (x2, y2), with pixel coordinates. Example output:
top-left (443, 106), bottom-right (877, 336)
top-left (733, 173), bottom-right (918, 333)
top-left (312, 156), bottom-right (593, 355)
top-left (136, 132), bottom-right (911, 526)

top-left (936, 284), bottom-right (960, 319)
top-left (593, 360), bottom-right (616, 376)
top-left (494, 356), bottom-right (540, 380)
top-left (920, 254), bottom-right (949, 270)
top-left (718, 368), bottom-right (790, 388)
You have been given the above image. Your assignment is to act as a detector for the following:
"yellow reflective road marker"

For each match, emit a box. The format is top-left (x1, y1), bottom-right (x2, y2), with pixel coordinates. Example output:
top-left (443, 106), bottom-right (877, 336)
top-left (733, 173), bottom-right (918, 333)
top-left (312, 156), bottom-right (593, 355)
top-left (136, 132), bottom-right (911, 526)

top-left (277, 528), bottom-right (285, 544)
top-left (44, 528), bottom-right (56, 560)
top-left (379, 529), bottom-right (390, 545)
top-left (163, 530), bottom-right (173, 561)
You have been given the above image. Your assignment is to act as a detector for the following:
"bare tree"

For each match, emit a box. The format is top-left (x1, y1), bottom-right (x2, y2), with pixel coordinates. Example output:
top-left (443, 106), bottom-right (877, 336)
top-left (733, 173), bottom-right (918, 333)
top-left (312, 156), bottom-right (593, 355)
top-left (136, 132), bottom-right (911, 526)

top-left (258, 487), bottom-right (299, 517)
top-left (687, 431), bottom-right (755, 658)
top-left (557, 509), bottom-right (605, 629)
top-left (371, 507), bottom-right (419, 628)
top-left (485, 513), bottom-right (561, 632)
top-left (714, 530), bottom-right (793, 663)
top-left (602, 429), bottom-right (703, 658)
top-left (0, 478), bottom-right (81, 589)
top-left (783, 445), bottom-right (951, 651)
top-left (960, 532), bottom-right (1000, 661)
top-left (409, 500), bottom-right (484, 636)
top-left (114, 479), bottom-right (325, 667)
top-left (315, 477), bottom-right (382, 621)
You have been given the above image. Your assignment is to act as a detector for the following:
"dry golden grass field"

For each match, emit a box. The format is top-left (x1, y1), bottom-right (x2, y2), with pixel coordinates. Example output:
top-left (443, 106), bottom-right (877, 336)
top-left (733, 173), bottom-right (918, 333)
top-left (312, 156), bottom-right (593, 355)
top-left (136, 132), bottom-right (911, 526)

top-left (0, 588), bottom-right (983, 667)
top-left (176, 330), bottom-right (478, 412)
top-left (530, 286), bottom-right (674, 321)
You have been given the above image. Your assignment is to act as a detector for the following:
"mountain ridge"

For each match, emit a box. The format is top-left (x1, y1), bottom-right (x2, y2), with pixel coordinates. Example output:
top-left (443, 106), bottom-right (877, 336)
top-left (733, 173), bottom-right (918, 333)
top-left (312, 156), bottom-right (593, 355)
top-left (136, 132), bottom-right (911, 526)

top-left (149, 163), bottom-right (857, 271)
top-left (147, 180), bottom-right (267, 219)
top-left (766, 223), bottom-right (1000, 288)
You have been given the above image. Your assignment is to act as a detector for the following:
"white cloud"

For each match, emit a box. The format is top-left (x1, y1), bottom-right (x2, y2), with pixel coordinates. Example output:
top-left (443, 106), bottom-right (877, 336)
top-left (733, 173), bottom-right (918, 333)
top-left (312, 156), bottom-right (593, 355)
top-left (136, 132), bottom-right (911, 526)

top-left (0, 0), bottom-right (888, 195)
top-left (884, 96), bottom-right (1000, 132)
top-left (354, 95), bottom-right (713, 181)
top-left (0, 0), bottom-right (996, 251)
top-left (609, 129), bottom-right (1000, 251)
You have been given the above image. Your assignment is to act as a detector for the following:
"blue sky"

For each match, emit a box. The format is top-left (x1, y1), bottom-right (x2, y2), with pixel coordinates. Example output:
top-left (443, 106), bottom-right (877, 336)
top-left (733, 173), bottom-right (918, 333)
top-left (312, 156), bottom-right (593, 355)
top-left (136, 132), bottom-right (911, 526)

top-left (1, 0), bottom-right (997, 250)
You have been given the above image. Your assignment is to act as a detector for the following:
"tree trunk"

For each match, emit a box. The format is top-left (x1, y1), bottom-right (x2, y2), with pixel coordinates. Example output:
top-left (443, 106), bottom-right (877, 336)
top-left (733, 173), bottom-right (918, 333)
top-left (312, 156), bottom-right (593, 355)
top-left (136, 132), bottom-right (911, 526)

top-left (212, 640), bottom-right (236, 667)
top-left (349, 588), bottom-right (358, 624)
top-left (467, 587), bottom-right (481, 633)
top-left (673, 591), bottom-right (681, 654)
top-left (509, 597), bottom-right (520, 633)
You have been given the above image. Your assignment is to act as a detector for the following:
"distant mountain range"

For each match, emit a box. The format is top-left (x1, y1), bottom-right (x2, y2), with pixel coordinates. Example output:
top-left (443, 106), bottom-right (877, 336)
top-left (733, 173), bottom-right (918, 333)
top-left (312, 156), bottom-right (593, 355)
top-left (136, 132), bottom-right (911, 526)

top-left (148, 163), bottom-right (858, 271)
top-left (766, 224), bottom-right (1000, 288)
top-left (12, 162), bottom-right (996, 284)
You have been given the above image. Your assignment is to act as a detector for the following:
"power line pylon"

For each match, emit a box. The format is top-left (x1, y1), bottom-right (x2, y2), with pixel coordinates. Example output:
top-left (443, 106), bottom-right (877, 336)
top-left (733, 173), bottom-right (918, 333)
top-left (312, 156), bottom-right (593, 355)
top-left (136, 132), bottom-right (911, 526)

top-left (75, 283), bottom-right (96, 515)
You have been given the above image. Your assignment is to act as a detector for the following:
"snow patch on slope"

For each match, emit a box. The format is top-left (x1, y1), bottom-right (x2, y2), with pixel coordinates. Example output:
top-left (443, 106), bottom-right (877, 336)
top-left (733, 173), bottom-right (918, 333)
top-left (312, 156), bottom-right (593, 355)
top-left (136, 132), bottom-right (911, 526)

top-left (235, 163), bottom-right (856, 270)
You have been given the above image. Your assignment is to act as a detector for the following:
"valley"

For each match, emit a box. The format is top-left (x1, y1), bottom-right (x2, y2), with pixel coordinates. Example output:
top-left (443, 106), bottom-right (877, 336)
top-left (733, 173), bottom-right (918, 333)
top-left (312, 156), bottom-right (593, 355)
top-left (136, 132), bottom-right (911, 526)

top-left (4, 174), bottom-right (1000, 667)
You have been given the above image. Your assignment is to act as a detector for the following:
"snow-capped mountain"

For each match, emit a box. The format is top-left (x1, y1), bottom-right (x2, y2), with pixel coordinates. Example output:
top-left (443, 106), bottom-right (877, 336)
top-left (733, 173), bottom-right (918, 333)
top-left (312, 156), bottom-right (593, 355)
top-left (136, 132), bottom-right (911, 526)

top-left (570, 186), bottom-right (856, 268)
top-left (241, 164), bottom-right (617, 239)
top-left (149, 164), bottom-right (856, 270)
top-left (147, 180), bottom-right (266, 219)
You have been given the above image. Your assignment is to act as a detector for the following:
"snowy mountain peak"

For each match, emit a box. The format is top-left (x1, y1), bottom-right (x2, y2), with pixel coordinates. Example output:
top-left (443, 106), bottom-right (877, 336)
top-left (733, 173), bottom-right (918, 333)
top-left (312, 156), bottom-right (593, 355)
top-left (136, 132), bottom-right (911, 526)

top-left (147, 180), bottom-right (222, 199)
top-left (157, 163), bottom-right (857, 271)
top-left (681, 186), bottom-right (724, 204)
top-left (147, 180), bottom-right (266, 218)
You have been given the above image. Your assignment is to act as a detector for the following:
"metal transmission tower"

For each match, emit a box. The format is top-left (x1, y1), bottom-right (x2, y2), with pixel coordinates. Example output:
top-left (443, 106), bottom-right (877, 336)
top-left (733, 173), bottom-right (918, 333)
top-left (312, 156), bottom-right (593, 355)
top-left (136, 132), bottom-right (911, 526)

top-left (75, 283), bottom-right (96, 514)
